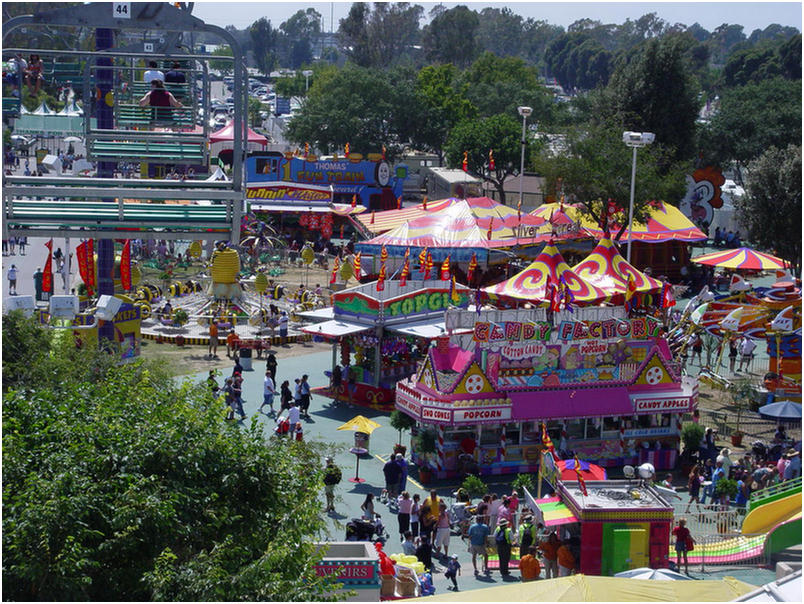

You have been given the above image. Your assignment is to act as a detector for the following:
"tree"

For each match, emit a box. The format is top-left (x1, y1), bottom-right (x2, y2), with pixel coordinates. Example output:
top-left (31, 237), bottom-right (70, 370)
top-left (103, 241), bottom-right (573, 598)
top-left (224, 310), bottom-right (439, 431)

top-left (606, 35), bottom-right (700, 161)
top-left (209, 46), bottom-right (234, 75)
top-left (422, 5), bottom-right (480, 67)
top-left (476, 7), bottom-right (524, 57)
top-left (736, 144), bottom-right (801, 271)
top-left (702, 78), bottom-right (802, 174)
top-left (337, 3), bottom-right (422, 68)
top-left (444, 114), bottom-right (528, 204)
top-left (545, 33), bottom-right (612, 91)
top-left (249, 17), bottom-right (279, 75)
top-left (279, 8), bottom-right (322, 69)
top-left (2, 315), bottom-right (342, 601)
top-left (337, 3), bottom-right (372, 67)
top-left (248, 96), bottom-right (266, 127)
top-left (521, 18), bottom-right (564, 67)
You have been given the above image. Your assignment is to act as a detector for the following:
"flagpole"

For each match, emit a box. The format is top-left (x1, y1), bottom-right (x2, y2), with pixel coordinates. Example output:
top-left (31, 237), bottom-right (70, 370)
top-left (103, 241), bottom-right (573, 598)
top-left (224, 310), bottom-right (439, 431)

top-left (537, 447), bottom-right (543, 499)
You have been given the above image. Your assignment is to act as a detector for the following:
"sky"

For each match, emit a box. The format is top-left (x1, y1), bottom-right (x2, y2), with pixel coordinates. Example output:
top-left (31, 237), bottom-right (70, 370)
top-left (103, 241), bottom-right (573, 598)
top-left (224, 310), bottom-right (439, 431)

top-left (190, 1), bottom-right (802, 34)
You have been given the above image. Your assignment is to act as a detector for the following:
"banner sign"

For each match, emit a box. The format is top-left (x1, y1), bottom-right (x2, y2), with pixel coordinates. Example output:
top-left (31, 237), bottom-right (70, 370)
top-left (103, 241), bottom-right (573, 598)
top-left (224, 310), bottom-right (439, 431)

top-left (76, 241), bottom-right (92, 296)
top-left (473, 316), bottom-right (662, 344)
top-left (120, 239), bottom-right (132, 291)
top-left (246, 183), bottom-right (332, 203)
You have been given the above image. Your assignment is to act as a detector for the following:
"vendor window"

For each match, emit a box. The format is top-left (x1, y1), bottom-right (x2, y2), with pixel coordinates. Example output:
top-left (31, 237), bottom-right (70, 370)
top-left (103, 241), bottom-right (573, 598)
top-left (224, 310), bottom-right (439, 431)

top-left (480, 428), bottom-right (500, 446)
top-left (565, 418), bottom-right (585, 440)
top-left (602, 416), bottom-right (621, 432)
top-left (585, 418), bottom-right (601, 439)
top-left (636, 414), bottom-right (652, 428)
top-left (504, 423), bottom-right (520, 445)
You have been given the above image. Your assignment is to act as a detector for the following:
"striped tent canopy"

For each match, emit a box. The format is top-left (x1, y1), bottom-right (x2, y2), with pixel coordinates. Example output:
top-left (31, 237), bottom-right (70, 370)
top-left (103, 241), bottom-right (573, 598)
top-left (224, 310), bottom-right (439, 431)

top-left (356, 197), bottom-right (457, 234)
top-left (483, 243), bottom-right (608, 304)
top-left (572, 236), bottom-right (663, 295)
top-left (531, 200), bottom-right (706, 242)
top-left (355, 198), bottom-right (548, 262)
top-left (690, 247), bottom-right (787, 271)
top-left (57, 99), bottom-right (83, 116)
top-left (32, 101), bottom-right (54, 115)
top-left (331, 203), bottom-right (367, 216)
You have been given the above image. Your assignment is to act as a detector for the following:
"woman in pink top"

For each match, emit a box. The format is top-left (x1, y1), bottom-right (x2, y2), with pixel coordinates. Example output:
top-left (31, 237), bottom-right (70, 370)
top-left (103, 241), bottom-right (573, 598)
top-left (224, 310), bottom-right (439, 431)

top-left (397, 491), bottom-right (413, 537)
top-left (509, 490), bottom-right (520, 530)
top-left (435, 502), bottom-right (452, 556)
top-left (497, 497), bottom-right (514, 527)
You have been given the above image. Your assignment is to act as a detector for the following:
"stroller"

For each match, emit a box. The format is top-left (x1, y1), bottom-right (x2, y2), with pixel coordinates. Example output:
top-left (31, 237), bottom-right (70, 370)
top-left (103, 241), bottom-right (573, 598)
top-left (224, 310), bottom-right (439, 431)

top-left (345, 517), bottom-right (387, 544)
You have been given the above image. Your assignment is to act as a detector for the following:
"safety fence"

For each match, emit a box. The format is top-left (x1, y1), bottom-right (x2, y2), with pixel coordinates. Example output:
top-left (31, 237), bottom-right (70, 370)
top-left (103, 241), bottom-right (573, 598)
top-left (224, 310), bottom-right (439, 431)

top-left (684, 504), bottom-right (744, 538)
top-left (689, 532), bottom-right (771, 572)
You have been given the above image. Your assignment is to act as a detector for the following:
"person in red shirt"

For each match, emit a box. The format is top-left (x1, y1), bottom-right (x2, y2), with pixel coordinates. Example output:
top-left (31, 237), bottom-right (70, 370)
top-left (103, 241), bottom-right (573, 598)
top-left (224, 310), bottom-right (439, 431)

top-left (672, 518), bottom-right (694, 575)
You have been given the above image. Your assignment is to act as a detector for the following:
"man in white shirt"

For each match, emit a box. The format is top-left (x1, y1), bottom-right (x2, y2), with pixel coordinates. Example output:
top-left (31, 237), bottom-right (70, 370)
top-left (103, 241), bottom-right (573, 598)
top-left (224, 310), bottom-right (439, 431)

top-left (738, 336), bottom-right (756, 372)
top-left (287, 400), bottom-right (300, 435)
top-left (260, 370), bottom-right (276, 415)
top-left (143, 60), bottom-right (165, 83)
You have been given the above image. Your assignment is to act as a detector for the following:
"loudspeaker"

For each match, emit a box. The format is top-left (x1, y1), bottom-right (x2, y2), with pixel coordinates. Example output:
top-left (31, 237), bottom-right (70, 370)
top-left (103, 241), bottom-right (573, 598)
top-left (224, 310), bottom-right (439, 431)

top-left (95, 295), bottom-right (123, 321)
top-left (5, 295), bottom-right (35, 317)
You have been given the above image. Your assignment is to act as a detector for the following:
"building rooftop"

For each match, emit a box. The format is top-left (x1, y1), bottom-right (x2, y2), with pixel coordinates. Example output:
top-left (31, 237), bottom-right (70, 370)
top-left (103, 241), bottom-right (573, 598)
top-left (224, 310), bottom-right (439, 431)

top-left (561, 479), bottom-right (673, 512)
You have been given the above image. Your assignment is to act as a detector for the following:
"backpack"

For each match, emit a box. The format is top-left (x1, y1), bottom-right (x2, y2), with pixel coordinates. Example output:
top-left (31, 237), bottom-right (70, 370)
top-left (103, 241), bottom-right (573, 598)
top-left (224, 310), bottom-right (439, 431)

top-left (520, 525), bottom-right (534, 550)
top-left (495, 527), bottom-right (508, 545)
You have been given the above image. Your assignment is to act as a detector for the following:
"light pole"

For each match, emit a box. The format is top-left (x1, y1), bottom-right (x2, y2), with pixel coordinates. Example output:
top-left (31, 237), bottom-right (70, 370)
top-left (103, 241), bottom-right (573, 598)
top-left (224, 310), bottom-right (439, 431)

top-left (302, 69), bottom-right (313, 92)
top-left (622, 131), bottom-right (655, 262)
top-left (517, 106), bottom-right (532, 208)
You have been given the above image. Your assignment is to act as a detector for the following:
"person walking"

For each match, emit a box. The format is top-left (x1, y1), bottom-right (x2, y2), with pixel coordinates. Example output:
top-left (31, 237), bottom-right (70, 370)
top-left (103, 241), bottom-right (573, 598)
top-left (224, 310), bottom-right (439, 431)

top-left (444, 554), bottom-right (461, 591)
top-left (260, 370), bottom-right (276, 415)
top-left (422, 489), bottom-right (441, 542)
top-left (467, 515), bottom-right (490, 574)
top-left (299, 374), bottom-right (311, 418)
top-left (410, 493), bottom-right (421, 537)
top-left (222, 377), bottom-right (235, 420)
top-left (685, 465), bottom-right (703, 513)
top-left (7, 264), bottom-right (18, 295)
top-left (231, 372), bottom-right (246, 420)
top-left (672, 518), bottom-right (693, 575)
top-left (396, 452), bottom-right (408, 493)
top-left (286, 400), bottom-right (300, 436)
top-left (434, 502), bottom-right (451, 557)
top-left (17, 236), bottom-right (26, 256)
top-left (383, 456), bottom-right (402, 502)
top-left (397, 491), bottom-right (412, 537)
top-left (206, 369), bottom-right (220, 397)
top-left (361, 492), bottom-right (378, 521)
top-left (279, 310), bottom-right (288, 345)
top-left (208, 320), bottom-right (219, 358)
top-left (322, 456), bottom-right (342, 513)
top-left (280, 380), bottom-right (293, 411)
top-left (266, 352), bottom-right (277, 380)
top-left (494, 519), bottom-right (513, 577)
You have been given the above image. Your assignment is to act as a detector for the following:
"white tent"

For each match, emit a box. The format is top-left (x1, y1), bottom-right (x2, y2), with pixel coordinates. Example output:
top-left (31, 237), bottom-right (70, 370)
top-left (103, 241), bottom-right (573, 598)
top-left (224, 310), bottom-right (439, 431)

top-left (32, 101), bottom-right (54, 115)
top-left (19, 104), bottom-right (30, 114)
top-left (205, 166), bottom-right (229, 182)
top-left (58, 100), bottom-right (83, 116)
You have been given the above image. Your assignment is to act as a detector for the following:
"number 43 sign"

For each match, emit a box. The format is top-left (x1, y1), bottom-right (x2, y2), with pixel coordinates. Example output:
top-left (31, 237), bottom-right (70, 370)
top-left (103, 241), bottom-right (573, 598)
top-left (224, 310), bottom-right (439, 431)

top-left (113, 2), bottom-right (131, 18)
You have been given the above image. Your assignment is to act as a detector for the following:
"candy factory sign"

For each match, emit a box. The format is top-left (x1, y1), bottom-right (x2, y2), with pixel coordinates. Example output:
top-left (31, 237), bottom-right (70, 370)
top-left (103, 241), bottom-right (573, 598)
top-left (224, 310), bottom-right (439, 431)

top-left (474, 316), bottom-right (662, 344)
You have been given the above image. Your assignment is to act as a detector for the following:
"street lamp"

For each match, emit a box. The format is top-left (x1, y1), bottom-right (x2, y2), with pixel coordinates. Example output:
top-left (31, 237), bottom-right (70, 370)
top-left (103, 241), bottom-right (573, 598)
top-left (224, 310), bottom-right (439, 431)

top-left (622, 130), bottom-right (655, 262)
top-left (302, 69), bottom-right (313, 92)
top-left (517, 106), bottom-right (532, 208)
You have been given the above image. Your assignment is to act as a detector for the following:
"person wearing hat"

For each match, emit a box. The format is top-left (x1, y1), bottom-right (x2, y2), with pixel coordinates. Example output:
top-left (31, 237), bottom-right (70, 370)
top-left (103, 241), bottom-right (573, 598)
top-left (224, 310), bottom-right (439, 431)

top-left (322, 456), bottom-right (341, 512)
top-left (493, 518), bottom-right (514, 576)
top-left (784, 449), bottom-right (800, 481)
top-left (518, 514), bottom-right (537, 560)
top-left (717, 448), bottom-right (733, 478)
top-left (444, 553), bottom-right (461, 591)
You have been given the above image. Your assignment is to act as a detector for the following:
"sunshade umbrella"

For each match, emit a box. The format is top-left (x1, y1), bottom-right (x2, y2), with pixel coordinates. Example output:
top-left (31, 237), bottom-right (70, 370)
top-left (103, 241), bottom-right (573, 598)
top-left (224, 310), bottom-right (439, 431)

top-left (690, 247), bottom-right (787, 271)
top-left (63, 136), bottom-right (83, 144)
top-left (614, 567), bottom-right (694, 580)
top-left (337, 415), bottom-right (382, 435)
top-left (757, 400), bottom-right (802, 423)
top-left (557, 459), bottom-right (607, 481)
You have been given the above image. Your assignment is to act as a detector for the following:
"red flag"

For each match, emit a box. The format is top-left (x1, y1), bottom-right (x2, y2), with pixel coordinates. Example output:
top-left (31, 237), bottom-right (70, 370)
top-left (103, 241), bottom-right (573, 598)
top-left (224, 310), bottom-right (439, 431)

top-left (548, 276), bottom-right (562, 312)
top-left (541, 423), bottom-right (555, 454)
top-left (397, 196), bottom-right (402, 210)
top-left (488, 149), bottom-right (495, 171)
top-left (330, 256), bottom-right (340, 285)
top-left (424, 252), bottom-right (433, 280)
top-left (380, 245), bottom-right (388, 263)
top-left (382, 145), bottom-right (386, 160)
top-left (574, 455), bottom-right (588, 496)
top-left (353, 252), bottom-right (361, 276)
top-left (440, 255), bottom-right (451, 281)
top-left (467, 252), bottom-right (478, 283)
top-left (422, 196), bottom-right (428, 211)
top-left (462, 151), bottom-right (468, 172)
top-left (351, 194), bottom-right (357, 209)
top-left (120, 239), bottom-right (132, 291)
top-left (418, 247), bottom-right (428, 273)
top-left (517, 199), bottom-right (522, 222)
top-left (370, 210), bottom-right (375, 224)
top-left (76, 241), bottom-right (92, 296)
top-left (487, 216), bottom-right (493, 241)
top-left (87, 239), bottom-right (95, 293)
top-left (344, 142), bottom-right (350, 158)
top-left (42, 238), bottom-right (53, 293)
top-left (376, 261), bottom-right (386, 291)
top-left (662, 281), bottom-right (676, 308)
top-left (400, 257), bottom-right (410, 286)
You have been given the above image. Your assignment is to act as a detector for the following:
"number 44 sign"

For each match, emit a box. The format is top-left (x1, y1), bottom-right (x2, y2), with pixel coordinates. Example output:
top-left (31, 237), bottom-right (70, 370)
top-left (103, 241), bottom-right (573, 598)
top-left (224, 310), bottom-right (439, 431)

top-left (113, 2), bottom-right (131, 18)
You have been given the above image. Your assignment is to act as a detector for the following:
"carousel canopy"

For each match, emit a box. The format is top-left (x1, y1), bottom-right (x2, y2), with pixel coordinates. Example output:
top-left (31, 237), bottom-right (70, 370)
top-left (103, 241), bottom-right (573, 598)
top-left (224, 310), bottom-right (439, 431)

top-left (690, 247), bottom-right (787, 271)
top-left (356, 197), bottom-right (457, 234)
top-left (531, 201), bottom-right (706, 243)
top-left (209, 121), bottom-right (268, 145)
top-left (572, 236), bottom-right (663, 295)
top-left (483, 243), bottom-right (609, 304)
top-left (355, 197), bottom-right (547, 262)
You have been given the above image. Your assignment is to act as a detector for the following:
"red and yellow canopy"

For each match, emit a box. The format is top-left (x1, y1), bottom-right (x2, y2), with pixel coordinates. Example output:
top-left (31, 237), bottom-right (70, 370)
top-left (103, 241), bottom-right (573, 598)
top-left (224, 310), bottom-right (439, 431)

top-left (531, 201), bottom-right (706, 242)
top-left (483, 243), bottom-right (608, 304)
top-left (573, 236), bottom-right (663, 295)
top-left (355, 197), bottom-right (457, 234)
top-left (690, 247), bottom-right (787, 271)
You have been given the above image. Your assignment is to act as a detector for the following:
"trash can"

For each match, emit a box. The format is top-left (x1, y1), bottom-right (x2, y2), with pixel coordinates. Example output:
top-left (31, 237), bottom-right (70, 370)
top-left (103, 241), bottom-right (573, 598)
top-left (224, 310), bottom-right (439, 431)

top-left (239, 347), bottom-right (252, 371)
top-left (355, 431), bottom-right (369, 452)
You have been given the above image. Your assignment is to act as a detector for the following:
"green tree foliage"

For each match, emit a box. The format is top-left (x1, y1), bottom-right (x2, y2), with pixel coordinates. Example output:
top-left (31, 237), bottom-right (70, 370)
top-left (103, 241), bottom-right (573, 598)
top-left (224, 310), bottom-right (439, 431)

top-left (284, 65), bottom-right (415, 157)
top-left (531, 123), bottom-right (688, 228)
top-left (737, 144), bottom-right (801, 271)
top-left (702, 78), bottom-right (802, 171)
top-left (606, 35), bottom-right (700, 161)
top-left (459, 52), bottom-right (554, 120)
top-left (445, 114), bottom-right (528, 204)
top-left (422, 5), bottom-right (480, 67)
top-left (476, 7), bottom-right (525, 57)
top-left (249, 17), bottom-right (279, 75)
top-left (779, 34), bottom-right (802, 79)
top-left (2, 315), bottom-right (341, 601)
top-left (279, 8), bottom-right (322, 69)
top-left (209, 46), bottom-right (234, 75)
top-left (706, 23), bottom-right (746, 65)
top-left (544, 32), bottom-right (612, 91)
top-left (337, 2), bottom-right (423, 68)
top-left (521, 19), bottom-right (565, 67)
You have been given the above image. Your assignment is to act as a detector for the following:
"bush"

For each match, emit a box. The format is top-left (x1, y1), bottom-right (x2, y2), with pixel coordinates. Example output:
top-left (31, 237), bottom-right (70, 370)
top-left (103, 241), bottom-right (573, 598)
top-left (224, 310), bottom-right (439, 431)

top-left (715, 477), bottom-right (739, 499)
top-left (681, 423), bottom-right (704, 454)
top-left (512, 473), bottom-right (535, 495)
top-left (461, 474), bottom-right (488, 498)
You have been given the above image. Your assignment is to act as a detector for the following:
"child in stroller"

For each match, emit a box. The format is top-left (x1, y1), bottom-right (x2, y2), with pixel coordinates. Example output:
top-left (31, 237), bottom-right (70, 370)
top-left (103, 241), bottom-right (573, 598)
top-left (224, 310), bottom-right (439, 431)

top-left (345, 517), bottom-right (387, 544)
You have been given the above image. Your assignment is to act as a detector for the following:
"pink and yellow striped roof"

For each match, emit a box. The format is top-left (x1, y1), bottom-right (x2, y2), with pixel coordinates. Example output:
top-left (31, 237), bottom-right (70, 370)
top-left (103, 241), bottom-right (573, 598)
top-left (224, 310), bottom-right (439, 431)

top-left (573, 236), bottom-right (663, 295)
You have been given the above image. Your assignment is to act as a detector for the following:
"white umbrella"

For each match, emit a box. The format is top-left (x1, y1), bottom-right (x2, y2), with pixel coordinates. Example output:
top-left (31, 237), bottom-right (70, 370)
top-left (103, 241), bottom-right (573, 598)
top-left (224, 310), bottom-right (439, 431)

top-left (63, 136), bottom-right (83, 144)
top-left (615, 567), bottom-right (694, 580)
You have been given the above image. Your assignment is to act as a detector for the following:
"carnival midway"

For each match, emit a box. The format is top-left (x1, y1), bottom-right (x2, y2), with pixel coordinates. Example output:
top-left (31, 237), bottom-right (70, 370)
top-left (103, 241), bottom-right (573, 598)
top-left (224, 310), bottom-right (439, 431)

top-left (2, 3), bottom-right (802, 602)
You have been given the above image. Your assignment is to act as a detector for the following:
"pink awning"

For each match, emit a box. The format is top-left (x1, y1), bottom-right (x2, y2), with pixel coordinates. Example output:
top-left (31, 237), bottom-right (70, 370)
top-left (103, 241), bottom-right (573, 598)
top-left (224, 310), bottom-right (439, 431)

top-left (509, 386), bottom-right (634, 420)
top-left (209, 121), bottom-right (268, 145)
